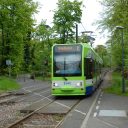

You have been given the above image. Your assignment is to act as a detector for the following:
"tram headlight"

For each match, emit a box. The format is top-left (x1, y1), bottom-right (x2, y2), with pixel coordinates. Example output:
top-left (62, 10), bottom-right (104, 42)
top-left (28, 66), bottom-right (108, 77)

top-left (76, 82), bottom-right (82, 87)
top-left (53, 83), bottom-right (59, 87)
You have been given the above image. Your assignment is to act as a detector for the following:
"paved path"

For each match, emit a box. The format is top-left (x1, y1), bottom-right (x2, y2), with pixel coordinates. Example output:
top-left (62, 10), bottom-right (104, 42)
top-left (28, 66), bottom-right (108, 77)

top-left (82, 71), bottom-right (128, 128)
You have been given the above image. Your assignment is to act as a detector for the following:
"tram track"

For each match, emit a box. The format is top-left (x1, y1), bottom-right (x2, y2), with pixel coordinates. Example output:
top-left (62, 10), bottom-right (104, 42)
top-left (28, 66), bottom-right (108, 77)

top-left (22, 86), bottom-right (50, 93)
top-left (0, 86), bottom-right (52, 128)
top-left (55, 99), bottom-right (82, 128)
top-left (0, 87), bottom-right (51, 105)
top-left (0, 93), bottom-right (21, 105)
top-left (0, 85), bottom-right (103, 128)
top-left (1, 77), bottom-right (105, 128)
top-left (7, 98), bottom-right (55, 128)
top-left (7, 97), bottom-right (83, 128)
top-left (0, 93), bottom-right (52, 128)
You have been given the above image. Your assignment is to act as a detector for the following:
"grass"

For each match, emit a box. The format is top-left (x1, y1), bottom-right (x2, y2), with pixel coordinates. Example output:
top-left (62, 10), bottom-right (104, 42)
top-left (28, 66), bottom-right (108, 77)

top-left (104, 72), bottom-right (128, 96)
top-left (0, 76), bottom-right (20, 93)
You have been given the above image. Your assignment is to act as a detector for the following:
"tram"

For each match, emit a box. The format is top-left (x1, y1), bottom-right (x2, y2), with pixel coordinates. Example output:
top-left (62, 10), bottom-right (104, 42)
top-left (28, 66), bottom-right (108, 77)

top-left (51, 43), bottom-right (103, 96)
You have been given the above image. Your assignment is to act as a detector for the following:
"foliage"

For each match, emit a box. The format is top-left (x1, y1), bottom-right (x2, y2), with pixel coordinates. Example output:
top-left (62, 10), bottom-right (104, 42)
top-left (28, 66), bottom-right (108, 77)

top-left (53, 0), bottom-right (82, 43)
top-left (103, 72), bottom-right (128, 96)
top-left (95, 45), bottom-right (109, 67)
top-left (0, 0), bottom-right (84, 78)
top-left (31, 20), bottom-right (54, 76)
top-left (0, 76), bottom-right (20, 91)
top-left (0, 0), bottom-right (38, 75)
top-left (97, 0), bottom-right (128, 70)
top-left (79, 33), bottom-right (89, 44)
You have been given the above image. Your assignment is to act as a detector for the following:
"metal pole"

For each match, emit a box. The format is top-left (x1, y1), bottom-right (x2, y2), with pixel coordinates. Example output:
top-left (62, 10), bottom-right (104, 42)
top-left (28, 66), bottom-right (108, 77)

top-left (121, 29), bottom-right (125, 93)
top-left (116, 26), bottom-right (125, 93)
top-left (8, 65), bottom-right (11, 77)
top-left (76, 24), bottom-right (78, 43)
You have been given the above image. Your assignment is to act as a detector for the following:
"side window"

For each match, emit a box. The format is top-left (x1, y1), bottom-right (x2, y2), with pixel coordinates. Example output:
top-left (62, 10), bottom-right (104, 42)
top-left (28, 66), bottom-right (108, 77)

top-left (84, 58), bottom-right (93, 79)
top-left (84, 58), bottom-right (86, 76)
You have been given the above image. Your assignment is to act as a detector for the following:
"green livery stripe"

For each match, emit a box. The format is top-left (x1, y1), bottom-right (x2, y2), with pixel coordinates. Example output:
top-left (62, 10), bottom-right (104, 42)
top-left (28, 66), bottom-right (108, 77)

top-left (52, 77), bottom-right (84, 81)
top-left (52, 88), bottom-right (85, 96)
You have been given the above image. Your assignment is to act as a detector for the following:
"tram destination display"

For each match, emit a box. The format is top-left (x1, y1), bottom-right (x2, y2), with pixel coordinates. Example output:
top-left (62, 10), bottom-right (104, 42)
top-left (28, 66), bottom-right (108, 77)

top-left (54, 45), bottom-right (82, 53)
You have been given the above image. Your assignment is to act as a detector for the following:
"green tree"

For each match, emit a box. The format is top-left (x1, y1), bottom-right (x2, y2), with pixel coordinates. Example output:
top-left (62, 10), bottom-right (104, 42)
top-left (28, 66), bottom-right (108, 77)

top-left (53, 0), bottom-right (82, 44)
top-left (32, 20), bottom-right (54, 77)
top-left (80, 33), bottom-right (90, 44)
top-left (0, 0), bottom-right (38, 75)
top-left (95, 45), bottom-right (109, 67)
top-left (97, 0), bottom-right (128, 70)
top-left (35, 20), bottom-right (53, 48)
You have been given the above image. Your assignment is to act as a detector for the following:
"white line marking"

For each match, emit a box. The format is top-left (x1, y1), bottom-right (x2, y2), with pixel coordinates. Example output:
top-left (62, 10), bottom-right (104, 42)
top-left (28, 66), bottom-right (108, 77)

top-left (93, 112), bottom-right (97, 117)
top-left (23, 88), bottom-right (50, 96)
top-left (99, 110), bottom-right (127, 117)
top-left (39, 89), bottom-right (51, 94)
top-left (96, 106), bottom-right (99, 110)
top-left (81, 89), bottom-right (101, 128)
top-left (74, 109), bottom-right (86, 116)
top-left (34, 93), bottom-right (44, 97)
top-left (19, 87), bottom-right (51, 103)
top-left (98, 101), bottom-right (101, 104)
top-left (33, 89), bottom-right (50, 97)
top-left (55, 101), bottom-right (71, 109)
top-left (23, 89), bottom-right (31, 93)
top-left (100, 92), bottom-right (103, 97)
top-left (19, 92), bottom-right (52, 103)
top-left (55, 101), bottom-right (86, 116)
top-left (23, 86), bottom-right (35, 90)
top-left (30, 94), bottom-right (52, 104)
top-left (100, 92), bottom-right (103, 96)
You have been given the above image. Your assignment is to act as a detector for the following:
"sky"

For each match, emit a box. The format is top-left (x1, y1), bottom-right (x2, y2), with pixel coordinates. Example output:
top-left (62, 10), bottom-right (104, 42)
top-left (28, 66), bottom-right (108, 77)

top-left (33, 0), bottom-right (108, 47)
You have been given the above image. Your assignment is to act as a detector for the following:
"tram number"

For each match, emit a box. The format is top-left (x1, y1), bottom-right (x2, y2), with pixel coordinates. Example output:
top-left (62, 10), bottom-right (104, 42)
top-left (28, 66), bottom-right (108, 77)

top-left (64, 82), bottom-right (71, 85)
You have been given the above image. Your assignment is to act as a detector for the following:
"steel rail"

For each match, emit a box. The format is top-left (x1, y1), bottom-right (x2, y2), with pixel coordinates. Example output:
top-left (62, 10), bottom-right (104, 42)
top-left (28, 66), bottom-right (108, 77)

top-left (55, 99), bottom-right (82, 128)
top-left (7, 98), bottom-right (55, 128)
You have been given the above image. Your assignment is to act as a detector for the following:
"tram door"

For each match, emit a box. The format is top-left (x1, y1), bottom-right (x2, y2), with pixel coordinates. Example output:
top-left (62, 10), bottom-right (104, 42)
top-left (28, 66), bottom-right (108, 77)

top-left (84, 58), bottom-right (93, 79)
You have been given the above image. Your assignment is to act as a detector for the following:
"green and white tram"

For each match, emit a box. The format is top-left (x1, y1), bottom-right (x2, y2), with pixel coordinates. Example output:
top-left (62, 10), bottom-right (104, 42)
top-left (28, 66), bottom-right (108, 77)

top-left (51, 43), bottom-right (103, 96)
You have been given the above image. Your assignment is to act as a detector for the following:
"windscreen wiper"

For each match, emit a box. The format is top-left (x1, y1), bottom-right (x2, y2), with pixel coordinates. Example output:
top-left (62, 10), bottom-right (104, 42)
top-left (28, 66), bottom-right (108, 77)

top-left (63, 57), bottom-right (67, 81)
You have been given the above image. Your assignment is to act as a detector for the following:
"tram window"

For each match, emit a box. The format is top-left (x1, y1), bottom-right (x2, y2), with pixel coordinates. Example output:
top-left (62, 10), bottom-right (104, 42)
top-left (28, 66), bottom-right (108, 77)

top-left (93, 60), bottom-right (95, 74)
top-left (84, 58), bottom-right (93, 79)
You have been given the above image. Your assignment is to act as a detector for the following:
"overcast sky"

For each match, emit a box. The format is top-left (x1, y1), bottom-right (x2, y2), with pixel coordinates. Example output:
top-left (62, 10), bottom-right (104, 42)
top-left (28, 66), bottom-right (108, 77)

top-left (33, 0), bottom-right (108, 47)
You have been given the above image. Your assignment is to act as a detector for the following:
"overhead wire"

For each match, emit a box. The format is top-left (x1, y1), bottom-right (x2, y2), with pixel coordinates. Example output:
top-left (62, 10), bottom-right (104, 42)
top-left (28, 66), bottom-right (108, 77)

top-left (81, 22), bottom-right (86, 32)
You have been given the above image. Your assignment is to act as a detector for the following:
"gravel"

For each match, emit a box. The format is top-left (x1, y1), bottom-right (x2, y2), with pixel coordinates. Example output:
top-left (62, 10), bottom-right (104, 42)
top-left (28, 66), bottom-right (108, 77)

top-left (0, 102), bottom-right (30, 128)
top-left (0, 95), bottom-right (17, 103)
top-left (14, 114), bottom-right (64, 128)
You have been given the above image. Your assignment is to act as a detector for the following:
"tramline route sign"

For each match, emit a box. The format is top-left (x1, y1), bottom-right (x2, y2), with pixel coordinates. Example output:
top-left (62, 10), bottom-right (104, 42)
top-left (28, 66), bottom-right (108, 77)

top-left (6, 60), bottom-right (12, 66)
top-left (54, 45), bottom-right (82, 53)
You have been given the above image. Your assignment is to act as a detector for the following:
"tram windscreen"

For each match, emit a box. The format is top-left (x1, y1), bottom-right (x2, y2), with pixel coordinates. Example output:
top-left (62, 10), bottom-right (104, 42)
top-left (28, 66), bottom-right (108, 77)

top-left (53, 45), bottom-right (82, 77)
